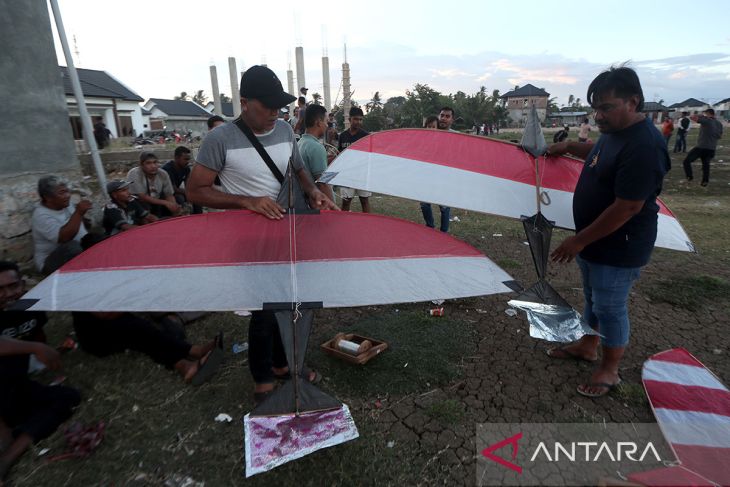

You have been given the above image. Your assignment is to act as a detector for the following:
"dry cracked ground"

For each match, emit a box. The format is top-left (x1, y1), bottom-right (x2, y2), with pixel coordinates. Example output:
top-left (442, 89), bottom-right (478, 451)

top-left (8, 131), bottom-right (730, 486)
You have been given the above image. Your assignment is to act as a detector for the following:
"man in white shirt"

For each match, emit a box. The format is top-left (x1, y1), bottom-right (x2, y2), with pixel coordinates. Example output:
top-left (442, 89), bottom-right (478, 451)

top-left (31, 176), bottom-right (92, 274)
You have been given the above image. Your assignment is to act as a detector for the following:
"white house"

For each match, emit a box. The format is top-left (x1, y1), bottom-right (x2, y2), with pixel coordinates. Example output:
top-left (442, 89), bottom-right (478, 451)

top-left (713, 97), bottom-right (730, 121)
top-left (143, 99), bottom-right (212, 136)
top-left (61, 66), bottom-right (145, 138)
top-left (668, 98), bottom-right (711, 116)
top-left (204, 101), bottom-right (235, 119)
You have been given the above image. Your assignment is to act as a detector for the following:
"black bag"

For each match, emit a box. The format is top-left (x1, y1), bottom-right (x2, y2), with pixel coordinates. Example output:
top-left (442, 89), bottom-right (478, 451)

top-left (234, 118), bottom-right (310, 210)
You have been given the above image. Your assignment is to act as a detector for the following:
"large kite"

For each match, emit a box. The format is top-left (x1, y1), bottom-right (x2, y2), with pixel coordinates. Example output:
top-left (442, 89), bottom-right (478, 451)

top-left (18, 209), bottom-right (513, 476)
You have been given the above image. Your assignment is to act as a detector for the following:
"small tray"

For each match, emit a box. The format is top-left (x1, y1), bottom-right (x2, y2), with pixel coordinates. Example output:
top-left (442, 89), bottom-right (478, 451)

top-left (320, 333), bottom-right (388, 365)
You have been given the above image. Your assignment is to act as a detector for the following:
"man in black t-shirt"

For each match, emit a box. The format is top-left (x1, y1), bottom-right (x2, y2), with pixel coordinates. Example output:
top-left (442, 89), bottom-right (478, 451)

top-left (103, 180), bottom-right (157, 235)
top-left (337, 107), bottom-right (371, 212)
top-left (0, 261), bottom-right (80, 482)
top-left (546, 67), bottom-right (669, 399)
top-left (673, 111), bottom-right (690, 153)
top-left (162, 146), bottom-right (202, 214)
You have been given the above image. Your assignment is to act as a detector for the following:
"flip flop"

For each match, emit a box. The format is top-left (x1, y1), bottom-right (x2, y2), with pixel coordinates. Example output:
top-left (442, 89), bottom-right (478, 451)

top-left (576, 379), bottom-right (622, 398)
top-left (273, 366), bottom-right (322, 384)
top-left (546, 346), bottom-right (597, 363)
top-left (191, 348), bottom-right (224, 386)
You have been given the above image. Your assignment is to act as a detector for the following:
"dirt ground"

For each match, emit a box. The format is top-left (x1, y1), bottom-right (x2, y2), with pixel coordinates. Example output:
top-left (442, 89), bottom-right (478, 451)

top-left (7, 130), bottom-right (730, 486)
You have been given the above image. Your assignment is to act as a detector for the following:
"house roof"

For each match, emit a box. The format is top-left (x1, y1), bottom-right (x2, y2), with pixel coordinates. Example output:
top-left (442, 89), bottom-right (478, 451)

top-left (715, 97), bottom-right (730, 106)
top-left (501, 84), bottom-right (550, 98)
top-left (60, 66), bottom-right (143, 102)
top-left (147, 98), bottom-right (211, 118)
top-left (641, 101), bottom-right (670, 112)
top-left (668, 98), bottom-right (707, 108)
top-left (205, 101), bottom-right (234, 117)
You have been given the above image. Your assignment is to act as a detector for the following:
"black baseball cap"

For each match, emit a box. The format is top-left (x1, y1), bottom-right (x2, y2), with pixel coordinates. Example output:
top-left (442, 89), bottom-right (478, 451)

top-left (106, 180), bottom-right (131, 194)
top-left (240, 65), bottom-right (296, 109)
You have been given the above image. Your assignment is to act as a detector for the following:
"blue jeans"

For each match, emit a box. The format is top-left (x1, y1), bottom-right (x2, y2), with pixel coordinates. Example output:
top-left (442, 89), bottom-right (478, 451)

top-left (420, 203), bottom-right (450, 232)
top-left (576, 256), bottom-right (642, 348)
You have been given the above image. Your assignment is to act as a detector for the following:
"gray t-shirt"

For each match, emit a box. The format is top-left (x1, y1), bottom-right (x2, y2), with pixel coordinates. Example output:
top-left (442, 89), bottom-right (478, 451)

top-left (195, 120), bottom-right (304, 199)
top-left (126, 166), bottom-right (175, 199)
top-left (31, 203), bottom-right (88, 271)
top-left (696, 116), bottom-right (723, 150)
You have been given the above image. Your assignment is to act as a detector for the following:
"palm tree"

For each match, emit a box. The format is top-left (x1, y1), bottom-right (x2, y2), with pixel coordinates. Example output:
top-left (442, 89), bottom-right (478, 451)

top-left (365, 91), bottom-right (383, 113)
top-left (311, 93), bottom-right (322, 105)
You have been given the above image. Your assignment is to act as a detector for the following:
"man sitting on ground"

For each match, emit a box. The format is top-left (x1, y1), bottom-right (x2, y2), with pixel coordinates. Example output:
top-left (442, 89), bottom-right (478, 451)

top-left (162, 146), bottom-right (202, 214)
top-left (127, 152), bottom-right (181, 218)
top-left (102, 180), bottom-right (157, 235)
top-left (31, 176), bottom-right (93, 275)
top-left (0, 261), bottom-right (80, 483)
top-left (70, 312), bottom-right (222, 386)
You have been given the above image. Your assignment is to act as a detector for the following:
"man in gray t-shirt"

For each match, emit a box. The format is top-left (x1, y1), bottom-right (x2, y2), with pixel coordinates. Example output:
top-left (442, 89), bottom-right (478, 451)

top-left (31, 176), bottom-right (92, 274)
top-left (683, 108), bottom-right (724, 186)
top-left (188, 65), bottom-right (336, 404)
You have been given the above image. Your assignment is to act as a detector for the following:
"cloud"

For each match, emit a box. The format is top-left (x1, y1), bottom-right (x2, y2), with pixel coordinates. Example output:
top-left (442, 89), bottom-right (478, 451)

top-left (670, 71), bottom-right (688, 79)
top-left (429, 68), bottom-right (473, 79)
top-left (484, 59), bottom-right (579, 85)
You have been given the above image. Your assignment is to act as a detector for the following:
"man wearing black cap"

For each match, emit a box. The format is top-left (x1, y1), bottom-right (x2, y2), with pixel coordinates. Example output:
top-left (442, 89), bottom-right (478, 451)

top-left (102, 180), bottom-right (157, 235)
top-left (187, 65), bottom-right (336, 404)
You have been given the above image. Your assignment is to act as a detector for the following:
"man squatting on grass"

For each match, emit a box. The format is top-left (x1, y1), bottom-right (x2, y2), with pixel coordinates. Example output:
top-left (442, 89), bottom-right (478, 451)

top-left (187, 65), bottom-right (337, 404)
top-left (546, 66), bottom-right (670, 398)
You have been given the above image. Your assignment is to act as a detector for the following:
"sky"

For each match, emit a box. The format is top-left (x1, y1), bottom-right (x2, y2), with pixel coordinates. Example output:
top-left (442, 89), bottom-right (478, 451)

top-left (50, 0), bottom-right (730, 108)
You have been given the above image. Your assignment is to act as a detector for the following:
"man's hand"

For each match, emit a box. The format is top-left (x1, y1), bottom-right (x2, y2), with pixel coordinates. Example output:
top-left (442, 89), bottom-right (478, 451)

top-left (551, 235), bottom-right (585, 263)
top-left (75, 199), bottom-right (93, 215)
top-left (546, 142), bottom-right (569, 156)
top-left (165, 201), bottom-right (182, 215)
top-left (308, 189), bottom-right (339, 211)
top-left (246, 197), bottom-right (285, 219)
top-left (33, 343), bottom-right (62, 371)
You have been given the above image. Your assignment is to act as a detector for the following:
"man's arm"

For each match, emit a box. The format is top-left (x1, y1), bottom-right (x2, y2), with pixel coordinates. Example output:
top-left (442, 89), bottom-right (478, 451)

top-left (0, 336), bottom-right (61, 370)
top-left (57, 200), bottom-right (92, 243)
top-left (551, 197), bottom-right (645, 263)
top-left (547, 141), bottom-right (594, 159)
top-left (295, 168), bottom-right (338, 211)
top-left (187, 164), bottom-right (286, 219)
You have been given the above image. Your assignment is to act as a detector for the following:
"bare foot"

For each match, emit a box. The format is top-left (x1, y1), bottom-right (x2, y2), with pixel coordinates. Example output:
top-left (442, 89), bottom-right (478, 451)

top-left (547, 344), bottom-right (598, 362)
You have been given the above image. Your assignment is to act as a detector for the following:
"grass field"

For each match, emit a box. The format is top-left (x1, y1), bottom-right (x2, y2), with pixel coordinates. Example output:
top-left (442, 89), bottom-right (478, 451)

top-left (9, 126), bottom-right (730, 486)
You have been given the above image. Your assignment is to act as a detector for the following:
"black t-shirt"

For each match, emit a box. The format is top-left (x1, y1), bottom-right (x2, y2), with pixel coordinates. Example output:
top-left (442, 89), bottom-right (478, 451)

top-left (0, 310), bottom-right (47, 383)
top-left (103, 199), bottom-right (149, 235)
top-left (162, 160), bottom-right (190, 189)
top-left (338, 129), bottom-right (369, 152)
top-left (573, 117), bottom-right (670, 267)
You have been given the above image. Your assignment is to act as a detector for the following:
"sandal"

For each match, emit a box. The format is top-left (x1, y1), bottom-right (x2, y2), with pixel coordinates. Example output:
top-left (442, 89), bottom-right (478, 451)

top-left (190, 348), bottom-right (224, 386)
top-left (576, 379), bottom-right (622, 398)
top-left (546, 346), bottom-right (597, 363)
top-left (273, 366), bottom-right (322, 384)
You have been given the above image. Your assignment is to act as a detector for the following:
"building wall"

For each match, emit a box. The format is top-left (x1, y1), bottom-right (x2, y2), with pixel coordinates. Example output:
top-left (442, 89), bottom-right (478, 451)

top-left (0, 0), bottom-right (82, 265)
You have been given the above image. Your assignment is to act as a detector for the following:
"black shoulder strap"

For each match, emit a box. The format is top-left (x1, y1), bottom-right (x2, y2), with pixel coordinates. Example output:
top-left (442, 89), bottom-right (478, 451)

top-left (234, 117), bottom-right (284, 184)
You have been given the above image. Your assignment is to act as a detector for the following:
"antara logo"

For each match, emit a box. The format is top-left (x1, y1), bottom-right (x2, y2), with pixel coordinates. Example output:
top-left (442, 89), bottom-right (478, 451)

top-left (481, 433), bottom-right (662, 473)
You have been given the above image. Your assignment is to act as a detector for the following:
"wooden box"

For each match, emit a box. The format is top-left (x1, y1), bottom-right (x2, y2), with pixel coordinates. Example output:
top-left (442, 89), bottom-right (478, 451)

top-left (320, 333), bottom-right (388, 365)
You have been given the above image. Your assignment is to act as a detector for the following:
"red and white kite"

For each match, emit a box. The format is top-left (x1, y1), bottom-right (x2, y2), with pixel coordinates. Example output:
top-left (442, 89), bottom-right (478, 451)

top-left (20, 210), bottom-right (513, 312)
top-left (321, 129), bottom-right (694, 253)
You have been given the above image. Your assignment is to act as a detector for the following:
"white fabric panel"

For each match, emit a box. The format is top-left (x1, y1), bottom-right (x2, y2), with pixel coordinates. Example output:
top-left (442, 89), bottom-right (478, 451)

top-left (644, 360), bottom-right (728, 391)
top-left (24, 256), bottom-right (512, 312)
top-left (655, 212), bottom-right (695, 252)
top-left (654, 409), bottom-right (730, 448)
top-left (327, 151), bottom-right (577, 228)
top-left (325, 151), bottom-right (694, 250)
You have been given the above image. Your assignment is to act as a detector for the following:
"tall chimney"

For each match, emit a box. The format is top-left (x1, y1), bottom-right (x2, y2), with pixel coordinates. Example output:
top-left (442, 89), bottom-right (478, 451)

top-left (228, 57), bottom-right (240, 117)
top-left (210, 64), bottom-right (222, 116)
top-left (322, 56), bottom-right (331, 110)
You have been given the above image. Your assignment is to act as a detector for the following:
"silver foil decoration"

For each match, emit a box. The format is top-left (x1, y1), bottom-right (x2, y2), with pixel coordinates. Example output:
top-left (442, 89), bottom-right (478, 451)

top-left (508, 299), bottom-right (599, 343)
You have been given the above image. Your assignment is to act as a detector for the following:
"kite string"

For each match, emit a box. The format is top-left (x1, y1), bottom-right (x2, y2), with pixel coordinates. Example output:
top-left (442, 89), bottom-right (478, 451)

top-left (289, 207), bottom-right (302, 323)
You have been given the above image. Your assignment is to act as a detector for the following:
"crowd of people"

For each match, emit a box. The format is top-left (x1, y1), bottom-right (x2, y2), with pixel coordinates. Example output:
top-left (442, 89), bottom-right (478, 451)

top-left (1, 63), bottom-right (725, 482)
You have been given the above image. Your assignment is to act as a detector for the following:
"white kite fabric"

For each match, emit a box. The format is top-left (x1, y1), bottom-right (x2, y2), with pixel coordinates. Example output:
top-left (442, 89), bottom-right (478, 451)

top-left (321, 129), bottom-right (694, 253)
top-left (21, 210), bottom-right (513, 312)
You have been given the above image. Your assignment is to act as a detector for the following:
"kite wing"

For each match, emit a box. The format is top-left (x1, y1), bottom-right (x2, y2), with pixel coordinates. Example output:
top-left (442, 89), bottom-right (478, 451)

top-left (627, 348), bottom-right (730, 486)
top-left (20, 210), bottom-right (513, 312)
top-left (321, 129), bottom-right (694, 252)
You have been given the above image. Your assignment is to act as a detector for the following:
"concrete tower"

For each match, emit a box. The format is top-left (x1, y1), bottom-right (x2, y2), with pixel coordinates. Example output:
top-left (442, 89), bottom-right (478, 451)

top-left (210, 65), bottom-right (222, 116)
top-left (228, 57), bottom-right (241, 117)
top-left (342, 44), bottom-right (351, 130)
top-left (322, 51), bottom-right (331, 110)
top-left (295, 46), bottom-right (306, 94)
